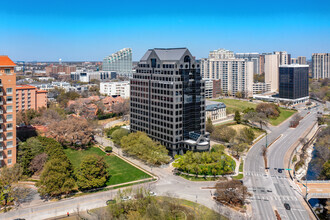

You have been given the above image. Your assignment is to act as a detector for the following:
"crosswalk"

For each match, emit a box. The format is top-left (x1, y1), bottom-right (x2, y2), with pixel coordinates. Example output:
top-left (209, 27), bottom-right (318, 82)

top-left (250, 195), bottom-right (298, 201)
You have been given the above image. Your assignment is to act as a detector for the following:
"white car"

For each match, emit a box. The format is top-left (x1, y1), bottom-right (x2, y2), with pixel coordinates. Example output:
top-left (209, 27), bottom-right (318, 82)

top-left (121, 196), bottom-right (132, 201)
top-left (150, 191), bottom-right (157, 196)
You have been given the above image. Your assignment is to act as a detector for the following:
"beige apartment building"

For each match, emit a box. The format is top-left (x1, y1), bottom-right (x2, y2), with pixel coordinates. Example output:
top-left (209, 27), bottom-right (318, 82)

top-left (312, 53), bottom-right (330, 79)
top-left (0, 56), bottom-right (17, 167)
top-left (263, 54), bottom-right (279, 92)
top-left (201, 49), bottom-right (253, 97)
top-left (16, 85), bottom-right (48, 112)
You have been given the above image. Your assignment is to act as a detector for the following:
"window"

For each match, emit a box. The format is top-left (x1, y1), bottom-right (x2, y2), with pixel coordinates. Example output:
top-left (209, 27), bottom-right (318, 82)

top-left (6, 106), bottom-right (13, 112)
top-left (6, 88), bottom-right (13, 94)
top-left (8, 150), bottom-right (12, 156)
top-left (6, 114), bottom-right (13, 121)
top-left (5, 69), bottom-right (11, 74)
top-left (7, 132), bottom-right (13, 139)
top-left (7, 141), bottom-right (13, 148)
top-left (8, 159), bottom-right (12, 165)
top-left (6, 96), bottom-right (12, 103)
top-left (7, 123), bottom-right (13, 130)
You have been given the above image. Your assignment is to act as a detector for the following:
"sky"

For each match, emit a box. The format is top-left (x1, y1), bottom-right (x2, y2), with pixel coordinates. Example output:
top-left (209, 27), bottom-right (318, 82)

top-left (0, 0), bottom-right (329, 62)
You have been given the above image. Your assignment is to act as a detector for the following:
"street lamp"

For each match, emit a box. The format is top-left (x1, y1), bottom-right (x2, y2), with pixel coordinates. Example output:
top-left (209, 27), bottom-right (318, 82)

top-left (265, 131), bottom-right (268, 148)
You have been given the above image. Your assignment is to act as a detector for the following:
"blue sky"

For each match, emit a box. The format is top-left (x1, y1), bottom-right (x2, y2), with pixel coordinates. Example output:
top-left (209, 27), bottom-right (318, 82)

top-left (0, 0), bottom-right (329, 61)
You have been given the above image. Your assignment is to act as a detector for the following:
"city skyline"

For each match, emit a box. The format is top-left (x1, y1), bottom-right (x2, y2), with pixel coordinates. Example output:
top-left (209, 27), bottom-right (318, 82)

top-left (1, 0), bottom-right (329, 61)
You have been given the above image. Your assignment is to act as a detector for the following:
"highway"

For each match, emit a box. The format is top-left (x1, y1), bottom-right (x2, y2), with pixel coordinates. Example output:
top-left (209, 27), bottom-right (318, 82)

top-left (244, 107), bottom-right (319, 220)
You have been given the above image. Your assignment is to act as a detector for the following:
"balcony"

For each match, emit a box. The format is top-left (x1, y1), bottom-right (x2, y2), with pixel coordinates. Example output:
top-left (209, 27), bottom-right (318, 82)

top-left (0, 155), bottom-right (3, 160)
top-left (0, 137), bottom-right (3, 142)
top-left (0, 119), bottom-right (3, 123)
top-left (0, 110), bottom-right (2, 114)
top-left (0, 92), bottom-right (3, 96)
top-left (0, 146), bottom-right (3, 151)
top-left (0, 101), bottom-right (3, 105)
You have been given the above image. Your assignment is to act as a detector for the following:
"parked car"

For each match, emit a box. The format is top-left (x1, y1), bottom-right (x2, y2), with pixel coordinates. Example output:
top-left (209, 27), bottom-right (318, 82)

top-left (284, 203), bottom-right (291, 210)
top-left (106, 199), bottom-right (116, 205)
top-left (121, 196), bottom-right (132, 201)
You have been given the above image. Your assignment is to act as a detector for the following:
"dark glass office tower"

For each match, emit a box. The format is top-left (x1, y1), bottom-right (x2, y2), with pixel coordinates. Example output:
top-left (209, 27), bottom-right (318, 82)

top-left (279, 65), bottom-right (309, 99)
top-left (130, 48), bottom-right (209, 155)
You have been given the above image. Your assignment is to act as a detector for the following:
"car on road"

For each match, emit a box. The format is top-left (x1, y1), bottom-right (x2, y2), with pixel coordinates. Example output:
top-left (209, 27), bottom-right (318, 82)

top-left (267, 189), bottom-right (272, 192)
top-left (278, 169), bottom-right (282, 173)
top-left (106, 199), bottom-right (116, 205)
top-left (284, 203), bottom-right (291, 210)
top-left (121, 196), bottom-right (132, 201)
top-left (149, 191), bottom-right (157, 196)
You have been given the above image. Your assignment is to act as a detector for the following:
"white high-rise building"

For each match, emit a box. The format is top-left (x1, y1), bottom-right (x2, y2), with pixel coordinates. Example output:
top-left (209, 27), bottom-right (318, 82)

top-left (312, 53), bottom-right (330, 79)
top-left (235, 53), bottom-right (260, 74)
top-left (201, 49), bottom-right (253, 97)
top-left (264, 54), bottom-right (279, 92)
top-left (274, 51), bottom-right (291, 65)
top-left (103, 48), bottom-right (133, 77)
top-left (100, 81), bottom-right (130, 98)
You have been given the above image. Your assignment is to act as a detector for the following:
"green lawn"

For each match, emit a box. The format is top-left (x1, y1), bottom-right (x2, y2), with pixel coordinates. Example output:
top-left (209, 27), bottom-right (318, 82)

top-left (232, 174), bottom-right (243, 180)
top-left (213, 99), bottom-right (257, 114)
top-left (64, 147), bottom-right (151, 186)
top-left (239, 161), bottom-right (244, 172)
top-left (269, 108), bottom-right (296, 126)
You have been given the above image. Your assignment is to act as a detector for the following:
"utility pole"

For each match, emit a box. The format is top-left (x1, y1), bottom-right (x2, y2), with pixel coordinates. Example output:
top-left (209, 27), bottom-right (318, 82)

top-left (265, 131), bottom-right (268, 148)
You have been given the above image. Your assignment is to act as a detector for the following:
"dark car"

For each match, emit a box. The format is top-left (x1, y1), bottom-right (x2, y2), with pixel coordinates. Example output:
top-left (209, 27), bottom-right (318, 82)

top-left (278, 169), bottom-right (282, 173)
top-left (284, 203), bottom-right (291, 210)
top-left (106, 199), bottom-right (116, 205)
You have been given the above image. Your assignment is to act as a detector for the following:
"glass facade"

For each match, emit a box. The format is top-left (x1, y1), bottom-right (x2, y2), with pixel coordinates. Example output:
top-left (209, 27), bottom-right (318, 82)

top-left (279, 65), bottom-right (309, 99)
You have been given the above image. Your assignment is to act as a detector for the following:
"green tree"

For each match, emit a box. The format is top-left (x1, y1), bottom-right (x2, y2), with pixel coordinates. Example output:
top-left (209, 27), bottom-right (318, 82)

top-left (111, 128), bottom-right (130, 145)
top-left (206, 117), bottom-right (214, 133)
top-left (320, 160), bottom-right (330, 180)
top-left (235, 91), bottom-right (243, 99)
top-left (37, 158), bottom-right (75, 197)
top-left (211, 126), bottom-right (237, 143)
top-left (76, 155), bottom-right (109, 190)
top-left (234, 111), bottom-right (241, 124)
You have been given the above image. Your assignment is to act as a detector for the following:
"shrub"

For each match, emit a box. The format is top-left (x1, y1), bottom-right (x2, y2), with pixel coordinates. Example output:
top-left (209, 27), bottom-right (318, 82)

top-left (111, 128), bottom-right (130, 145)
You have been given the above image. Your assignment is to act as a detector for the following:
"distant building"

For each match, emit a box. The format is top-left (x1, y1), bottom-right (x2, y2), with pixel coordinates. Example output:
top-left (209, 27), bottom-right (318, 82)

top-left (0, 56), bottom-right (17, 167)
top-left (201, 49), bottom-right (254, 97)
top-left (235, 53), bottom-right (260, 74)
top-left (204, 79), bottom-right (221, 98)
top-left (131, 48), bottom-right (209, 155)
top-left (291, 56), bottom-right (307, 65)
top-left (45, 64), bottom-right (76, 75)
top-left (279, 64), bottom-right (309, 101)
top-left (253, 82), bottom-right (271, 94)
top-left (312, 53), bottom-right (330, 79)
top-left (274, 51), bottom-right (291, 65)
top-left (100, 81), bottom-right (130, 98)
top-left (16, 85), bottom-right (48, 112)
top-left (71, 71), bottom-right (116, 83)
top-left (102, 48), bottom-right (133, 77)
top-left (205, 102), bottom-right (226, 122)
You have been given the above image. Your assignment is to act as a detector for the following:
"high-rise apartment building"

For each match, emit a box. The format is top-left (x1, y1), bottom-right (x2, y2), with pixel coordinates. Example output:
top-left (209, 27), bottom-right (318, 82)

top-left (0, 56), bottom-right (17, 167)
top-left (312, 53), bottom-right (330, 79)
top-left (262, 53), bottom-right (279, 92)
top-left (291, 56), bottom-right (307, 65)
top-left (201, 49), bottom-right (253, 97)
top-left (103, 48), bottom-right (133, 77)
top-left (130, 48), bottom-right (209, 155)
top-left (16, 85), bottom-right (47, 112)
top-left (274, 51), bottom-right (291, 65)
top-left (235, 53), bottom-right (260, 74)
top-left (279, 65), bottom-right (309, 100)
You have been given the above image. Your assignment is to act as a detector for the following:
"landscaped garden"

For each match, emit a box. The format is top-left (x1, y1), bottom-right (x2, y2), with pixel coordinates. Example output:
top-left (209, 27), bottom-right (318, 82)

top-left (64, 147), bottom-right (151, 186)
top-left (173, 148), bottom-right (236, 176)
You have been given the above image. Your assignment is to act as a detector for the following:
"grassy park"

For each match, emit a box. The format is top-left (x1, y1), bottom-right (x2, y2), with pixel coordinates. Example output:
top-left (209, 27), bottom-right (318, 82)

top-left (213, 98), bottom-right (296, 126)
top-left (64, 147), bottom-right (151, 186)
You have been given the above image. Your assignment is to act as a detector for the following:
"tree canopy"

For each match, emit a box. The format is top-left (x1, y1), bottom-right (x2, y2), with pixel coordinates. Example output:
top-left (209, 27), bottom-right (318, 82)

top-left (120, 132), bottom-right (171, 165)
top-left (76, 155), bottom-right (109, 190)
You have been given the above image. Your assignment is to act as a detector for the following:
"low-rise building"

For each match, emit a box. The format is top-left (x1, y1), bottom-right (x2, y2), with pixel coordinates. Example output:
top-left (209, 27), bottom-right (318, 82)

top-left (205, 101), bottom-right (226, 122)
top-left (204, 79), bottom-right (221, 98)
top-left (71, 70), bottom-right (116, 83)
top-left (100, 81), bottom-right (130, 98)
top-left (16, 85), bottom-right (48, 112)
top-left (253, 82), bottom-right (271, 94)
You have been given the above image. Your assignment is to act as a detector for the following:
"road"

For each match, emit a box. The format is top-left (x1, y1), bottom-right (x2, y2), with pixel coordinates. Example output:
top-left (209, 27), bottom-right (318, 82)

top-left (244, 107), bottom-right (319, 220)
